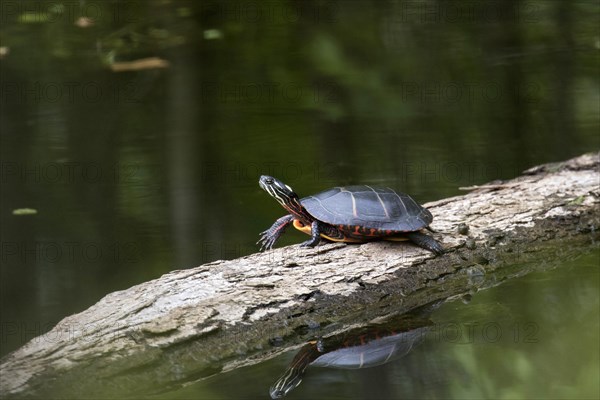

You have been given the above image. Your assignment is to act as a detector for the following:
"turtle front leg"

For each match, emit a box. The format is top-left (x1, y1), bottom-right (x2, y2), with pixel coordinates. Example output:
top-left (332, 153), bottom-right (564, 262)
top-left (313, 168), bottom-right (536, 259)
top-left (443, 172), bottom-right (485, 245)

top-left (300, 221), bottom-right (322, 248)
top-left (258, 214), bottom-right (295, 251)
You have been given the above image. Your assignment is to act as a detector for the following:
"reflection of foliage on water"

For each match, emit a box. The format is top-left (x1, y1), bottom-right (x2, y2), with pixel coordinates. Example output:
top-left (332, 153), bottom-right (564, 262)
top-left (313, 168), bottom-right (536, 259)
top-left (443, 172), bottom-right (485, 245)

top-left (439, 252), bottom-right (600, 400)
top-left (2, 1), bottom-right (598, 181)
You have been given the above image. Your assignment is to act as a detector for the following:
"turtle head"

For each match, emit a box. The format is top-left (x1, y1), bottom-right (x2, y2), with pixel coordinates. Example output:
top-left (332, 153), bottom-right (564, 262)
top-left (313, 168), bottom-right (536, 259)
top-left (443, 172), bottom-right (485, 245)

top-left (259, 175), bottom-right (300, 207)
top-left (260, 175), bottom-right (315, 224)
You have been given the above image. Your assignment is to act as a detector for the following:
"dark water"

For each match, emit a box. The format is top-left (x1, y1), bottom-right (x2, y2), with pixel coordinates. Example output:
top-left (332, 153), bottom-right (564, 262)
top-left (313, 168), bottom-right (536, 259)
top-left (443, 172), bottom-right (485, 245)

top-left (0, 0), bottom-right (599, 397)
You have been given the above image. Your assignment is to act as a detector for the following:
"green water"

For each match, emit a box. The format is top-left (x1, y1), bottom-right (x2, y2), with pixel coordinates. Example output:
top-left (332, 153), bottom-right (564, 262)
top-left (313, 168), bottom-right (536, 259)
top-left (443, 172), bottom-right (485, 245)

top-left (1, 0), bottom-right (599, 398)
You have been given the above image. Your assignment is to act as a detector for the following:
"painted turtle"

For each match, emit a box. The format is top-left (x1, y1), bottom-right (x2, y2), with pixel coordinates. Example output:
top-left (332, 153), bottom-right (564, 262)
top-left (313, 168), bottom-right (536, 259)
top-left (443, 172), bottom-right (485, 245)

top-left (269, 310), bottom-right (434, 398)
top-left (258, 176), bottom-right (444, 254)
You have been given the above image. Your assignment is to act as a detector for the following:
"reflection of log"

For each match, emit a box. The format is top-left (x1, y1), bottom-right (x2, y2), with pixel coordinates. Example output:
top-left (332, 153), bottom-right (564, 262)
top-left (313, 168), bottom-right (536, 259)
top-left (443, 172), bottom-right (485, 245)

top-left (1, 152), bottom-right (599, 399)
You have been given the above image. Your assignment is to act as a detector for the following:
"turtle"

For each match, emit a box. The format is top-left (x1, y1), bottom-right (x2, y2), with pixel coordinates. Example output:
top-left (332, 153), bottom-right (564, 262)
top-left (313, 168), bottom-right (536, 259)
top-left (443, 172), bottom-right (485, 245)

top-left (257, 175), bottom-right (444, 255)
top-left (269, 308), bottom-right (435, 399)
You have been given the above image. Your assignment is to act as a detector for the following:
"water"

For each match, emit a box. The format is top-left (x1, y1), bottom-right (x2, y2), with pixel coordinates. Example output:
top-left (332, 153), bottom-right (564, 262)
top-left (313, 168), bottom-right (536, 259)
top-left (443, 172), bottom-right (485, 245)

top-left (1, 0), bottom-right (599, 397)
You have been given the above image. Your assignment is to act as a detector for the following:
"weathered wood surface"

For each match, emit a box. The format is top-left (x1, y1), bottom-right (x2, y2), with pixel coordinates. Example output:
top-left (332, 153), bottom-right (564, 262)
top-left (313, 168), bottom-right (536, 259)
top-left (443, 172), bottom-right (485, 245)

top-left (1, 152), bottom-right (599, 398)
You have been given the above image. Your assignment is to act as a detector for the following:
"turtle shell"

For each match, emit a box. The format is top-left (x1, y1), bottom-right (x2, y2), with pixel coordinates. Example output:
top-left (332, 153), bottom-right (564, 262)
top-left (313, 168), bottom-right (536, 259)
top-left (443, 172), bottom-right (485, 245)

top-left (300, 186), bottom-right (432, 232)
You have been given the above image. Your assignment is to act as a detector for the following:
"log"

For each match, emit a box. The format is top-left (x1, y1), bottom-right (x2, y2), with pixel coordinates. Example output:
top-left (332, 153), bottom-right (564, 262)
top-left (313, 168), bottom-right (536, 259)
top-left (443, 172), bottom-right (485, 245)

top-left (1, 152), bottom-right (599, 399)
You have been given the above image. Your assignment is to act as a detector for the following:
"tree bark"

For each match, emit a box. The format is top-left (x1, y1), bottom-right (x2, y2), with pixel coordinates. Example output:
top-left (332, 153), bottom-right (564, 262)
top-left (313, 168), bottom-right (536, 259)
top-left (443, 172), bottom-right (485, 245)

top-left (1, 152), bottom-right (599, 399)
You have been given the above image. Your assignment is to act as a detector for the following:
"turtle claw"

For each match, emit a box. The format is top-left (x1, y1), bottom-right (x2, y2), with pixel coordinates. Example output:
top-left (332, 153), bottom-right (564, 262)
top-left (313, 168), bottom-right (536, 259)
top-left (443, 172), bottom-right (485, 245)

top-left (257, 230), bottom-right (276, 252)
top-left (257, 215), bottom-right (295, 252)
top-left (299, 239), bottom-right (319, 248)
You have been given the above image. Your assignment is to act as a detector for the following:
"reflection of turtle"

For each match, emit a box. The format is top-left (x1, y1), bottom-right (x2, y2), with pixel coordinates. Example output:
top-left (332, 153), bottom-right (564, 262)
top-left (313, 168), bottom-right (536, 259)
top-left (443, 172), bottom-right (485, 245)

top-left (258, 176), bottom-right (444, 255)
top-left (269, 310), bottom-right (435, 399)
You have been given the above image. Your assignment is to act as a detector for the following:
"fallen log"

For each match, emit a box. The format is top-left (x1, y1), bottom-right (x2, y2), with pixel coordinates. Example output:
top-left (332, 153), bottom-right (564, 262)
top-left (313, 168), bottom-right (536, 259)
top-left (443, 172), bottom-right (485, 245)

top-left (1, 152), bottom-right (599, 399)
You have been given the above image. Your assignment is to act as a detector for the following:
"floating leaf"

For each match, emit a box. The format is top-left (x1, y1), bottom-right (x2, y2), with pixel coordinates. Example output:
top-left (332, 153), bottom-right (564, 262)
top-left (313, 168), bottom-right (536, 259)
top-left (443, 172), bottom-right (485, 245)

top-left (12, 208), bottom-right (38, 216)
top-left (203, 29), bottom-right (223, 40)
